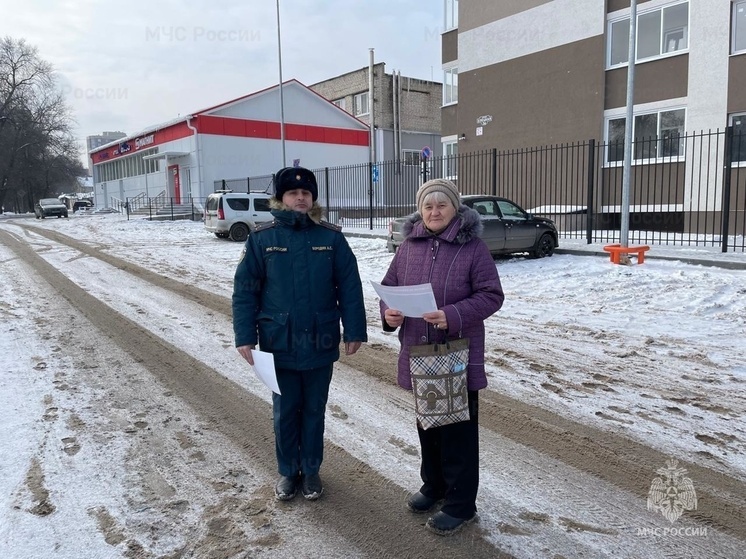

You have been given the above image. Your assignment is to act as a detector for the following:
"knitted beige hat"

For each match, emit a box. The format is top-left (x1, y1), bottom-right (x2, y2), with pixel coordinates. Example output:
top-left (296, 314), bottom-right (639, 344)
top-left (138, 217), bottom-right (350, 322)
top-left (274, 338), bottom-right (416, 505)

top-left (416, 178), bottom-right (460, 213)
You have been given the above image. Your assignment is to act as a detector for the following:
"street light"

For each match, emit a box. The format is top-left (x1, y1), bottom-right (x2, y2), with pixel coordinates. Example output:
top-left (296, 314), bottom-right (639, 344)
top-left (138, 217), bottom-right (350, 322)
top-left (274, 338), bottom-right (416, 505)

top-left (276, 0), bottom-right (287, 167)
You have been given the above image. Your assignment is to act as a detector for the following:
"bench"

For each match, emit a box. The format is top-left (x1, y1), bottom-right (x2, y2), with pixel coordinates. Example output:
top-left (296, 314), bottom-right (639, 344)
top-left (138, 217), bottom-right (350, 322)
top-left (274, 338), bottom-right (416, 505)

top-left (603, 243), bottom-right (650, 264)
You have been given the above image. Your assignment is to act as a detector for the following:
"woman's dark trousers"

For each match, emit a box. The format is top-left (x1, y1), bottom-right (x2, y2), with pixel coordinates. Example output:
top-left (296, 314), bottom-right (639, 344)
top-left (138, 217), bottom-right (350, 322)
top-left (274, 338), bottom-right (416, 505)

top-left (417, 390), bottom-right (479, 519)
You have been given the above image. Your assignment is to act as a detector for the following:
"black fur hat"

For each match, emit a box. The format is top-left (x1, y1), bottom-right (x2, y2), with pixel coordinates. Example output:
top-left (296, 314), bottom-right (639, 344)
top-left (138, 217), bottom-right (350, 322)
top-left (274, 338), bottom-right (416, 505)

top-left (274, 166), bottom-right (318, 201)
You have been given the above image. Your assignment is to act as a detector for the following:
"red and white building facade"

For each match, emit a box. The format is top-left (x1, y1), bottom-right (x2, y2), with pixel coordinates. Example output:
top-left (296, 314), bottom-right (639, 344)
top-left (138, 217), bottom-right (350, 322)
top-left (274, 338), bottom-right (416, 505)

top-left (89, 80), bottom-right (370, 207)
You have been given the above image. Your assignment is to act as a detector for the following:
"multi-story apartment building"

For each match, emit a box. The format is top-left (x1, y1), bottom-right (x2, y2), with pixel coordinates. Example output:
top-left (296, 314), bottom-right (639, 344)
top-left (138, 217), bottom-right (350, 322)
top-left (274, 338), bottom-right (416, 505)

top-left (310, 63), bottom-right (442, 162)
top-left (441, 0), bottom-right (745, 153)
top-left (439, 0), bottom-right (746, 237)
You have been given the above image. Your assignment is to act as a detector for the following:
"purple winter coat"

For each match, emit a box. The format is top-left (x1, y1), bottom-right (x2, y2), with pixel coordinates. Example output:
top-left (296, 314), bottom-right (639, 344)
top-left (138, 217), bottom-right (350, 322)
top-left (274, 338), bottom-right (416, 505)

top-left (380, 206), bottom-right (505, 391)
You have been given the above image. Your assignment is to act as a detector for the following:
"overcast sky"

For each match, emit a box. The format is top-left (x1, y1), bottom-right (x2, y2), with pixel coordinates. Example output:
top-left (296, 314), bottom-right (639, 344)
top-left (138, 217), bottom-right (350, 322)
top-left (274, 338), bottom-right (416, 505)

top-left (0, 0), bottom-right (443, 162)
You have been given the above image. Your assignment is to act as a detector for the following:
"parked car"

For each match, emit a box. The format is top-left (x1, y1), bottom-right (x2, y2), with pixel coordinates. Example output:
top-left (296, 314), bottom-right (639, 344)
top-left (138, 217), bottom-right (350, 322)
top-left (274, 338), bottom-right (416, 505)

top-left (204, 190), bottom-right (273, 242)
top-left (387, 195), bottom-right (558, 258)
top-left (72, 199), bottom-right (94, 212)
top-left (34, 198), bottom-right (69, 219)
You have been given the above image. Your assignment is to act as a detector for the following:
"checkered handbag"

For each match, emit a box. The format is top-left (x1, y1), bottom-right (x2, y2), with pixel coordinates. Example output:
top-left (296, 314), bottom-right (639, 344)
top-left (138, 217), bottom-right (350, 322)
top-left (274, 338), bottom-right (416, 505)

top-left (409, 338), bottom-right (470, 430)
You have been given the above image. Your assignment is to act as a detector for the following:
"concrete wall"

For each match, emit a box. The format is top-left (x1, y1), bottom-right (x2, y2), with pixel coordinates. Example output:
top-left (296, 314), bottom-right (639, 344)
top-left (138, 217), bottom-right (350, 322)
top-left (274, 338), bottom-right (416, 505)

top-left (309, 64), bottom-right (442, 160)
top-left (199, 134), bottom-right (369, 193)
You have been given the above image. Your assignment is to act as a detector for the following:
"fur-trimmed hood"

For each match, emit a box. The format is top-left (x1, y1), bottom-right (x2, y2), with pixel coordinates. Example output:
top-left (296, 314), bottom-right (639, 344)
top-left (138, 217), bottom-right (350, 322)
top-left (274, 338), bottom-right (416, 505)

top-left (401, 205), bottom-right (483, 245)
top-left (269, 198), bottom-right (324, 223)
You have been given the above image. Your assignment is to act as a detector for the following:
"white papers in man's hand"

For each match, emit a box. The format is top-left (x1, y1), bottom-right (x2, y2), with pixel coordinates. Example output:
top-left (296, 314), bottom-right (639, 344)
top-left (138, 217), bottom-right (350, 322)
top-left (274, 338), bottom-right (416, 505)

top-left (371, 282), bottom-right (437, 318)
top-left (250, 349), bottom-right (281, 394)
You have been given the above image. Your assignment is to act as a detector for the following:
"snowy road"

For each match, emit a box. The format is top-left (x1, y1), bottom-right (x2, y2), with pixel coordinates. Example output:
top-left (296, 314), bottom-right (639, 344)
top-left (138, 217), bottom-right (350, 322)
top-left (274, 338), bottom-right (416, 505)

top-left (1, 214), bottom-right (744, 558)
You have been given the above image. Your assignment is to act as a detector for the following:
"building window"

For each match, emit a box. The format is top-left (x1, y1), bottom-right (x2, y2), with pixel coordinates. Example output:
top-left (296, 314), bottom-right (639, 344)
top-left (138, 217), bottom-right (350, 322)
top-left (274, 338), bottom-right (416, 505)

top-left (607, 1), bottom-right (689, 67)
top-left (332, 98), bottom-right (346, 111)
top-left (730, 113), bottom-right (746, 163)
top-left (606, 108), bottom-right (686, 162)
top-left (443, 67), bottom-right (458, 105)
top-left (443, 140), bottom-right (458, 179)
top-left (734, 1), bottom-right (746, 54)
top-left (353, 92), bottom-right (369, 116)
top-left (402, 149), bottom-right (420, 165)
top-left (444, 0), bottom-right (458, 30)
top-left (609, 18), bottom-right (631, 66)
top-left (145, 149), bottom-right (159, 174)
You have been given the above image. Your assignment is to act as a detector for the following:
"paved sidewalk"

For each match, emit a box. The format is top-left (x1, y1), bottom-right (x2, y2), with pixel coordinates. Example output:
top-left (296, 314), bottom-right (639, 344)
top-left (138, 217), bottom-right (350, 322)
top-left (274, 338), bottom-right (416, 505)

top-left (342, 227), bottom-right (746, 270)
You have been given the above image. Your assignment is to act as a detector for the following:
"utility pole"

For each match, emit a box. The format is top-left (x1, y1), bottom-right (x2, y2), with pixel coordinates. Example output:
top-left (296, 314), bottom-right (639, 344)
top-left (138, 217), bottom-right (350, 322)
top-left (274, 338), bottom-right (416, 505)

top-left (620, 0), bottom-right (637, 248)
top-left (276, 0), bottom-right (287, 167)
top-left (368, 49), bottom-right (376, 231)
top-left (368, 48), bottom-right (375, 163)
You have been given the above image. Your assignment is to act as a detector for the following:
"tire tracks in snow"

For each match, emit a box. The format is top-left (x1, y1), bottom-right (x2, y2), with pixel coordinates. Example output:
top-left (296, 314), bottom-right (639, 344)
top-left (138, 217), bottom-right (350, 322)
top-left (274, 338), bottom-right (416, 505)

top-left (1, 227), bottom-right (509, 558)
top-left (11, 225), bottom-right (746, 550)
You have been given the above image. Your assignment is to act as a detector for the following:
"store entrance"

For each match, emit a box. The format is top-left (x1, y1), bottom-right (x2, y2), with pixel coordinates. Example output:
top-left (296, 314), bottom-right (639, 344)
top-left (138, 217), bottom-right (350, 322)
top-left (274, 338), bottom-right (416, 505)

top-left (168, 164), bottom-right (181, 204)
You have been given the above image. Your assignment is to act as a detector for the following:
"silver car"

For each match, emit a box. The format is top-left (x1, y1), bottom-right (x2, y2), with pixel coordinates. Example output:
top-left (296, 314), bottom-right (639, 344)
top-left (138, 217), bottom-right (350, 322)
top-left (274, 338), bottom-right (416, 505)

top-left (34, 198), bottom-right (69, 219)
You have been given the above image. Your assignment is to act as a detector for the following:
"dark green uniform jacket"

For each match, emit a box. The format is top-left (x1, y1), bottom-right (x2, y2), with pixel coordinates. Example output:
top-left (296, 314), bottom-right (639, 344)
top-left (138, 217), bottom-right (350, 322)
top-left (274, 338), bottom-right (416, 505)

top-left (232, 209), bottom-right (368, 370)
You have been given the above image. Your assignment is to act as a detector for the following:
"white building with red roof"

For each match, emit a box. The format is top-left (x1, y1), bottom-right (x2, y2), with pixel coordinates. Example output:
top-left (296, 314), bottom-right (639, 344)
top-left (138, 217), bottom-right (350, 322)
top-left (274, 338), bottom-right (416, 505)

top-left (89, 80), bottom-right (369, 208)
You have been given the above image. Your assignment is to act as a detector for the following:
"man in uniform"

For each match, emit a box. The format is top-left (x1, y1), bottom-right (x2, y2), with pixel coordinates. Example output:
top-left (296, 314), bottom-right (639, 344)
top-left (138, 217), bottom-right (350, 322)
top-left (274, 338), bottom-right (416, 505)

top-left (233, 166), bottom-right (367, 501)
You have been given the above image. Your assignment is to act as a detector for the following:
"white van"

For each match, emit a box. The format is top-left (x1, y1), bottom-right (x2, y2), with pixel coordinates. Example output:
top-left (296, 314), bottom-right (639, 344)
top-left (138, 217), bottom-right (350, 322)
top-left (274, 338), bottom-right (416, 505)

top-left (204, 190), bottom-right (273, 242)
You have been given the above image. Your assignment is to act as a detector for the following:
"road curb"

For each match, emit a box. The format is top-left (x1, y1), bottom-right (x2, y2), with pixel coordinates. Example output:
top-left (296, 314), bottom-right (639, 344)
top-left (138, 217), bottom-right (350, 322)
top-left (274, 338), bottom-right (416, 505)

top-left (554, 248), bottom-right (746, 270)
top-left (340, 230), bottom-right (746, 271)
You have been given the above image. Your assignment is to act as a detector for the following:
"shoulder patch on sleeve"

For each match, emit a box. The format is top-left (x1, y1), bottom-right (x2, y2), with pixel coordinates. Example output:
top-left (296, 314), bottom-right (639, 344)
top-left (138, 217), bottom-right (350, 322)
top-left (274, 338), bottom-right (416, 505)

top-left (318, 220), bottom-right (342, 232)
top-left (253, 220), bottom-right (276, 232)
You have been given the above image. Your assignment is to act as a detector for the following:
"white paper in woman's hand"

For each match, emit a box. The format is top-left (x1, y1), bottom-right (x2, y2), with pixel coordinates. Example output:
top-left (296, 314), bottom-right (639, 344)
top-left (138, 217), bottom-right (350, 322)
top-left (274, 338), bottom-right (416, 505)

top-left (371, 282), bottom-right (438, 317)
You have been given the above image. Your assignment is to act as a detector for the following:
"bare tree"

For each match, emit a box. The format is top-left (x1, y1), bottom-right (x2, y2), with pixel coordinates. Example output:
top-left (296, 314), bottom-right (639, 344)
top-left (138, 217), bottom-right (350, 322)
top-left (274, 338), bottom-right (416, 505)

top-left (0, 36), bottom-right (84, 213)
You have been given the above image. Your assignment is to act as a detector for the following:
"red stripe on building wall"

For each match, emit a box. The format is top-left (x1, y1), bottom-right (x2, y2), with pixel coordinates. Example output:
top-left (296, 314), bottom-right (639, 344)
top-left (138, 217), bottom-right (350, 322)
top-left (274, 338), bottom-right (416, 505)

top-left (196, 115), bottom-right (368, 146)
top-left (285, 123), bottom-right (306, 142)
top-left (91, 115), bottom-right (369, 164)
top-left (90, 121), bottom-right (193, 164)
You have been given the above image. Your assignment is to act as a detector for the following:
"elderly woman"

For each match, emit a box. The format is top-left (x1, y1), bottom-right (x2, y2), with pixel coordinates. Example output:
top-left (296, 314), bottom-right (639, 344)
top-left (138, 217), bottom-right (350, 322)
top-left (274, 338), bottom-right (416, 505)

top-left (379, 178), bottom-right (504, 536)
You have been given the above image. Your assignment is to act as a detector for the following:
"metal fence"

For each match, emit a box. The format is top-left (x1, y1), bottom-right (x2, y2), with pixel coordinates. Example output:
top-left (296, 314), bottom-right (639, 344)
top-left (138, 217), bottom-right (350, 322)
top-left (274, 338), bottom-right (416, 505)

top-left (214, 176), bottom-right (274, 194)
top-left (124, 194), bottom-right (206, 222)
top-left (218, 127), bottom-right (745, 251)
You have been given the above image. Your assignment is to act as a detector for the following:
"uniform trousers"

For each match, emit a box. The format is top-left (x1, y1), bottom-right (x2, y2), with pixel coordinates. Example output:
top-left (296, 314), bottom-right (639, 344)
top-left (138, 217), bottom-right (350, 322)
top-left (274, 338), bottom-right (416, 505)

top-left (417, 390), bottom-right (479, 519)
top-left (272, 363), bottom-right (334, 477)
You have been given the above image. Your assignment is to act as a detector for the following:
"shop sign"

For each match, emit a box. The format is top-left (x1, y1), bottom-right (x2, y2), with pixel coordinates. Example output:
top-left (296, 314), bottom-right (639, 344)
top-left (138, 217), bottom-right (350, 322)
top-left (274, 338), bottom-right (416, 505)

top-left (135, 134), bottom-right (155, 150)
